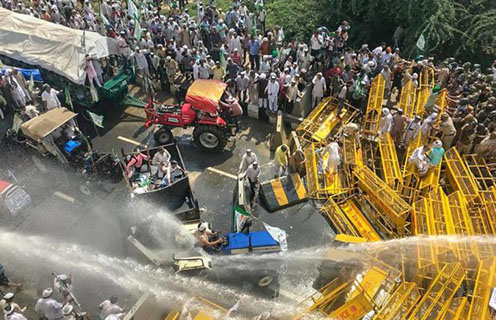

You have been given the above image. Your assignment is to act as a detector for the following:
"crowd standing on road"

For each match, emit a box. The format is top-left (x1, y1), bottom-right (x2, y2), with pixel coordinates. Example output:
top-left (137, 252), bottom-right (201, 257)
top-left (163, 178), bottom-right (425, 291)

top-left (1, 267), bottom-right (128, 319)
top-left (0, 0), bottom-right (495, 163)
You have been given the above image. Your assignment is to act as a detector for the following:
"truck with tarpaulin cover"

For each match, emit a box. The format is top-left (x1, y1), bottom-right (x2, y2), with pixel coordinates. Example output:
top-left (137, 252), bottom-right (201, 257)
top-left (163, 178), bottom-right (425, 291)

top-left (0, 7), bottom-right (129, 110)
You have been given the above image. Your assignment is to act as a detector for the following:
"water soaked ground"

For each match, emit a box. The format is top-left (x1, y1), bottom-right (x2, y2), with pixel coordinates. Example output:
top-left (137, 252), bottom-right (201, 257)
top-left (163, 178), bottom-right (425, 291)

top-left (0, 110), bottom-right (332, 318)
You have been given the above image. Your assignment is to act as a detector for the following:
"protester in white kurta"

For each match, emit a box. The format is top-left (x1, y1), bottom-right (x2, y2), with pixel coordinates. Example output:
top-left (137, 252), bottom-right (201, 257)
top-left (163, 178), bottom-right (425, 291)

top-left (266, 74), bottom-right (280, 112)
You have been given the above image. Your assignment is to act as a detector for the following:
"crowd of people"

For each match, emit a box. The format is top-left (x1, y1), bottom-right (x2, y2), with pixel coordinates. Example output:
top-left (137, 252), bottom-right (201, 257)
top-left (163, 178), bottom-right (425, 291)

top-left (0, 0), bottom-right (494, 163)
top-left (1, 0), bottom-right (496, 317)
top-left (1, 267), bottom-right (128, 319)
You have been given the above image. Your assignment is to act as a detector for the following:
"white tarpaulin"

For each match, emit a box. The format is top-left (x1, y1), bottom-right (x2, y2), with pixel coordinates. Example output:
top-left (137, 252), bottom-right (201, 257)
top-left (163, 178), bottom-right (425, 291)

top-left (0, 8), bottom-right (119, 84)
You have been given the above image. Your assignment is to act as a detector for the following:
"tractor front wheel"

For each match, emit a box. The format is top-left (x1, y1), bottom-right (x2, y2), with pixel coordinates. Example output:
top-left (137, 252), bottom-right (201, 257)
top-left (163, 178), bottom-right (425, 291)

top-left (193, 126), bottom-right (227, 152)
top-left (154, 127), bottom-right (174, 145)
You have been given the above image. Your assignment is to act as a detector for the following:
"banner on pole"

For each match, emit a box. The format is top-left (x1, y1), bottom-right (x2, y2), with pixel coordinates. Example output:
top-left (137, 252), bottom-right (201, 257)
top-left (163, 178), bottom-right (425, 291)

top-left (87, 110), bottom-right (104, 128)
top-left (233, 205), bottom-right (250, 232)
top-left (263, 223), bottom-right (288, 251)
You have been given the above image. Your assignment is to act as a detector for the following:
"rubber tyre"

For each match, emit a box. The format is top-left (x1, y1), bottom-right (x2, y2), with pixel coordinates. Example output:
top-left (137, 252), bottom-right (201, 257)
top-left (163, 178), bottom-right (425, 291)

top-left (154, 128), bottom-right (174, 145)
top-left (193, 125), bottom-right (227, 152)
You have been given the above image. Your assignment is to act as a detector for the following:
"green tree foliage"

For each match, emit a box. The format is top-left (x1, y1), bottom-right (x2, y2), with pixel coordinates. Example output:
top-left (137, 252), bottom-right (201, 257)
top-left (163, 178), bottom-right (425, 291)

top-left (266, 0), bottom-right (495, 63)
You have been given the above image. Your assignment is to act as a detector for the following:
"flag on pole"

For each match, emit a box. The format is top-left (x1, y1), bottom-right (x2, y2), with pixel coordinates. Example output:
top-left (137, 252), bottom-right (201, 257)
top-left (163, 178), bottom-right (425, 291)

top-left (127, 0), bottom-right (139, 19)
top-left (87, 110), bottom-right (104, 128)
top-left (127, 0), bottom-right (142, 40)
top-left (99, 0), bottom-right (110, 26)
top-left (64, 87), bottom-right (73, 110)
top-left (263, 223), bottom-right (288, 251)
top-left (416, 34), bottom-right (425, 51)
top-left (233, 205), bottom-right (250, 232)
top-left (133, 18), bottom-right (143, 41)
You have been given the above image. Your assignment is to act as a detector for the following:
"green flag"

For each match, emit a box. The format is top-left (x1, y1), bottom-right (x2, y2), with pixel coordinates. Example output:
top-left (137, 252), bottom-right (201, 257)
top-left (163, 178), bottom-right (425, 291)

top-left (64, 87), bottom-right (73, 110)
top-left (87, 110), bottom-right (104, 128)
top-left (233, 205), bottom-right (250, 232)
top-left (133, 18), bottom-right (142, 41)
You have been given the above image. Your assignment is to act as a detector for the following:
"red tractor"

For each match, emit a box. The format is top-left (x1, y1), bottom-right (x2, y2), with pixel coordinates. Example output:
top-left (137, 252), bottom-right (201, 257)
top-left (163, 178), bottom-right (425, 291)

top-left (144, 80), bottom-right (239, 152)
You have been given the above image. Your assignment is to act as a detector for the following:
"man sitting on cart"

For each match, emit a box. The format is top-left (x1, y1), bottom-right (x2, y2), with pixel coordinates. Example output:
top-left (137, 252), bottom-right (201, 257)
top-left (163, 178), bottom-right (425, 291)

top-left (194, 222), bottom-right (223, 252)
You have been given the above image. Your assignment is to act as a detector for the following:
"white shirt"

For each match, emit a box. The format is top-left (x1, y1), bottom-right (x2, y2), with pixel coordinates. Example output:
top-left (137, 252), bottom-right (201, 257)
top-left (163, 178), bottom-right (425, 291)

top-left (134, 51), bottom-right (148, 70)
top-left (372, 46), bottom-right (383, 56)
top-left (35, 298), bottom-right (64, 320)
top-left (239, 153), bottom-right (257, 172)
top-left (312, 77), bottom-right (326, 97)
top-left (492, 66), bottom-right (496, 82)
top-left (244, 164), bottom-right (260, 182)
top-left (338, 85), bottom-right (347, 99)
top-left (152, 150), bottom-right (171, 165)
top-left (310, 34), bottom-right (323, 50)
top-left (99, 300), bottom-right (124, 320)
top-left (5, 312), bottom-right (27, 320)
top-left (41, 89), bottom-right (61, 110)
top-left (267, 80), bottom-right (280, 98)
top-left (229, 36), bottom-right (242, 53)
top-left (104, 314), bottom-right (125, 320)
top-left (378, 113), bottom-right (393, 135)
top-left (324, 142), bottom-right (341, 165)
top-left (198, 64), bottom-right (210, 79)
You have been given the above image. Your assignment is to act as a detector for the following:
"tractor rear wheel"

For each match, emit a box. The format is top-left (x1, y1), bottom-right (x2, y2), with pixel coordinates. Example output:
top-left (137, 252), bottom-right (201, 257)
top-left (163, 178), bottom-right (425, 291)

top-left (193, 125), bottom-right (227, 152)
top-left (154, 127), bottom-right (174, 145)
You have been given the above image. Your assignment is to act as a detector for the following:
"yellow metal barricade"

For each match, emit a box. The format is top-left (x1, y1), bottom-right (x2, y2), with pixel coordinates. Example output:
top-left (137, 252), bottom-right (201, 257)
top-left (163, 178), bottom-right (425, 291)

top-left (363, 74), bottom-right (385, 135)
top-left (355, 166), bottom-right (412, 236)
top-left (398, 79), bottom-right (417, 118)
top-left (328, 293), bottom-right (373, 320)
top-left (321, 198), bottom-right (362, 238)
top-left (467, 257), bottom-right (496, 320)
top-left (463, 154), bottom-right (495, 191)
top-left (296, 97), bottom-right (359, 144)
top-left (293, 277), bottom-right (354, 319)
top-left (481, 187), bottom-right (496, 234)
top-left (361, 139), bottom-right (379, 173)
top-left (446, 191), bottom-right (479, 272)
top-left (340, 199), bottom-right (382, 242)
top-left (444, 148), bottom-right (481, 205)
top-left (373, 282), bottom-right (421, 320)
top-left (378, 133), bottom-right (402, 190)
top-left (412, 197), bottom-right (437, 287)
top-left (419, 161), bottom-right (441, 196)
top-left (304, 143), bottom-right (352, 199)
top-left (410, 262), bottom-right (465, 320)
top-left (434, 89), bottom-right (447, 125)
top-left (415, 67), bottom-right (435, 117)
top-left (424, 190), bottom-right (456, 271)
top-left (398, 133), bottom-right (424, 204)
top-left (321, 197), bottom-right (382, 242)
top-left (441, 297), bottom-right (469, 320)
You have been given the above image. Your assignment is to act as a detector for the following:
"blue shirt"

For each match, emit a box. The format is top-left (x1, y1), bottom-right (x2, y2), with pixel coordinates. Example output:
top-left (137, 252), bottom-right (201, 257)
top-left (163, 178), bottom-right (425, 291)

top-left (429, 147), bottom-right (444, 166)
top-left (249, 39), bottom-right (261, 55)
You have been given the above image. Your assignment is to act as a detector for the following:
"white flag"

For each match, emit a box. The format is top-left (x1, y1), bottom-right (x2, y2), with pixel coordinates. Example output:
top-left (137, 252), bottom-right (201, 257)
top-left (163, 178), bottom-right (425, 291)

top-left (416, 34), bottom-right (425, 51)
top-left (127, 0), bottom-right (139, 19)
top-left (87, 111), bottom-right (104, 128)
top-left (263, 223), bottom-right (288, 251)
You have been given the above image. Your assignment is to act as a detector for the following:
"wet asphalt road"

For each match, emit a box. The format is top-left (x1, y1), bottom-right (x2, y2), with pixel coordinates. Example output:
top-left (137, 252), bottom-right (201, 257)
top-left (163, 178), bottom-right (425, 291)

top-left (0, 90), bottom-right (333, 318)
